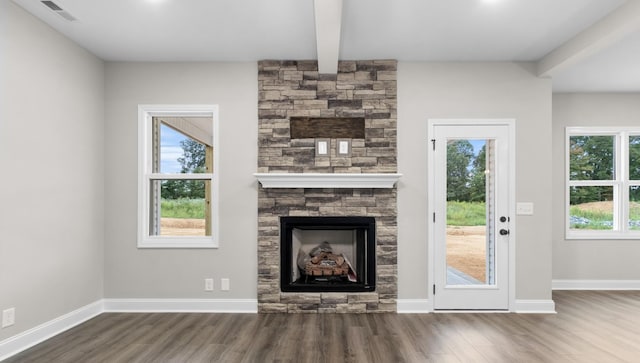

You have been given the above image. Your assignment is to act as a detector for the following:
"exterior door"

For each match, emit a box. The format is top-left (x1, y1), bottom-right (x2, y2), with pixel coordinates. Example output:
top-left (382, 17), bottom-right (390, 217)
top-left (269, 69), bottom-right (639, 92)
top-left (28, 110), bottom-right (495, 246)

top-left (430, 121), bottom-right (513, 310)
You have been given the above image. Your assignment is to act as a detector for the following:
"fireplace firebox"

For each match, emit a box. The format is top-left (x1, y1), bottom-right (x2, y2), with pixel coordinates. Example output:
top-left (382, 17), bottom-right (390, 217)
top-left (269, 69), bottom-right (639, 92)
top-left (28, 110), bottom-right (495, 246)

top-left (280, 216), bottom-right (376, 292)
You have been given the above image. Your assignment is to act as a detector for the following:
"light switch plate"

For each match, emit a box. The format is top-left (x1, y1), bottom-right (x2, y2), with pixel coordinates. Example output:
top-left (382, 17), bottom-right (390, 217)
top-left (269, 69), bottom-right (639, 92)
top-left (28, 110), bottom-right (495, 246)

top-left (336, 138), bottom-right (351, 157)
top-left (516, 202), bottom-right (534, 215)
top-left (315, 139), bottom-right (329, 156)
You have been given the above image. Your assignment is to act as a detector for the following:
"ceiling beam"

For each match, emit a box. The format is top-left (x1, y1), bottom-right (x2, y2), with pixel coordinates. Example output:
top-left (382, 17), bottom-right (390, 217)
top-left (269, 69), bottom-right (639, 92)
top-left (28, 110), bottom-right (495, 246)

top-left (314, 0), bottom-right (343, 74)
top-left (537, 0), bottom-right (640, 77)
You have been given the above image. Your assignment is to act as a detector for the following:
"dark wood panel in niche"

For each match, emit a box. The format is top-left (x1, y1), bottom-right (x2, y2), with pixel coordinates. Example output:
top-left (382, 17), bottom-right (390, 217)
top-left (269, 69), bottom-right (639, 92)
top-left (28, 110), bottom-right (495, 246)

top-left (290, 117), bottom-right (365, 139)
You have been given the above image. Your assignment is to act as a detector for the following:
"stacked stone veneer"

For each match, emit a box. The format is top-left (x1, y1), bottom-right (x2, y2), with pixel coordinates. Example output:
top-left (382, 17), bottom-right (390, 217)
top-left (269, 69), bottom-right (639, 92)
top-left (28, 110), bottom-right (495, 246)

top-left (257, 60), bottom-right (397, 313)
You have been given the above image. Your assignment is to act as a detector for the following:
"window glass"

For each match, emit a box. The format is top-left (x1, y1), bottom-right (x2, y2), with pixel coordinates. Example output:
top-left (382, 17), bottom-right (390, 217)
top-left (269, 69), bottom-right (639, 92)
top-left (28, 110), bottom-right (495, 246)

top-left (154, 120), bottom-right (212, 174)
top-left (149, 179), bottom-right (210, 236)
top-left (631, 186), bottom-right (640, 231)
top-left (569, 135), bottom-right (615, 181)
top-left (149, 118), bottom-right (212, 238)
top-left (567, 129), bottom-right (640, 238)
top-left (630, 135), bottom-right (640, 180)
top-left (569, 186), bottom-right (614, 230)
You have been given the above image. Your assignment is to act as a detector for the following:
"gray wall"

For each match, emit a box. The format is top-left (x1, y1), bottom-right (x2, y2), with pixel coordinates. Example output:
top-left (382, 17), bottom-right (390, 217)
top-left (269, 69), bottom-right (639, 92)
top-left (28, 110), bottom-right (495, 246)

top-left (552, 93), bottom-right (640, 280)
top-left (104, 62), bottom-right (258, 298)
top-left (397, 62), bottom-right (553, 301)
top-left (0, 0), bottom-right (104, 340)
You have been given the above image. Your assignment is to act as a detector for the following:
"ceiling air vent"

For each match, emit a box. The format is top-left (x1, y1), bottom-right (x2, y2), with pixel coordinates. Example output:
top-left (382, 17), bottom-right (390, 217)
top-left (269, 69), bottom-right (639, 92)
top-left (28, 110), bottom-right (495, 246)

top-left (41, 1), bottom-right (61, 11)
top-left (41, 1), bottom-right (77, 21)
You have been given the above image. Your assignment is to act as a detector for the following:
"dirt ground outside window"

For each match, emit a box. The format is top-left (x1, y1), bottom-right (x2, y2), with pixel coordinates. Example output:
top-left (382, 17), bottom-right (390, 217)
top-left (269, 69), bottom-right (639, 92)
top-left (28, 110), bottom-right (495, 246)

top-left (446, 226), bottom-right (487, 282)
top-left (160, 218), bottom-right (206, 236)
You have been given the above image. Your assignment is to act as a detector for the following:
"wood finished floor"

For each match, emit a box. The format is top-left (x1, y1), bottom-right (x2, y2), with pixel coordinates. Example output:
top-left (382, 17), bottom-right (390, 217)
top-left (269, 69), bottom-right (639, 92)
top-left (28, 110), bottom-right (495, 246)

top-left (5, 291), bottom-right (640, 363)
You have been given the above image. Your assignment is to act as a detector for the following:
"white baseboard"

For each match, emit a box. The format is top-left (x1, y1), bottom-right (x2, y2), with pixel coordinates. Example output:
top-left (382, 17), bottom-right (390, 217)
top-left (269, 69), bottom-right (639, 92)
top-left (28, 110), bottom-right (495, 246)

top-left (103, 298), bottom-right (258, 313)
top-left (552, 279), bottom-right (640, 290)
top-left (0, 300), bottom-right (103, 361)
top-left (514, 299), bottom-right (556, 314)
top-left (397, 299), bottom-right (431, 313)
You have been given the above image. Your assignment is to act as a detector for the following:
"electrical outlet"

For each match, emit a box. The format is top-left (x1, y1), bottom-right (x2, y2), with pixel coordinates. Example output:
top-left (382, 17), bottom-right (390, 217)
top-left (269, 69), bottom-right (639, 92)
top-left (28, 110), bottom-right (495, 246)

top-left (2, 308), bottom-right (15, 328)
top-left (221, 278), bottom-right (230, 291)
top-left (205, 278), bottom-right (214, 291)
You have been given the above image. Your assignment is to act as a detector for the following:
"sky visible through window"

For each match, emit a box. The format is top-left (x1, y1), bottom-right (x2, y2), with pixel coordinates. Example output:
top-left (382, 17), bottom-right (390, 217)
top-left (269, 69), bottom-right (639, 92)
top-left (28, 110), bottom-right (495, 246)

top-left (160, 124), bottom-right (187, 173)
top-left (467, 140), bottom-right (486, 173)
top-left (469, 139), bottom-right (484, 156)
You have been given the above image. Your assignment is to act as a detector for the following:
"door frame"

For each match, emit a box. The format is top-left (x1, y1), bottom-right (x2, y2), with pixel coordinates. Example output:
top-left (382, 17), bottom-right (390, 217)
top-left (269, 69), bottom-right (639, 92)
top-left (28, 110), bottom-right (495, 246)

top-left (427, 119), bottom-right (516, 312)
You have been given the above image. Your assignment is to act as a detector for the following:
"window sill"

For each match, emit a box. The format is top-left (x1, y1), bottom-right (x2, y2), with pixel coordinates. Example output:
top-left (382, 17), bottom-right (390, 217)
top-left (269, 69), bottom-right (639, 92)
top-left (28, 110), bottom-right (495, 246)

top-left (565, 231), bottom-right (640, 240)
top-left (138, 237), bottom-right (219, 249)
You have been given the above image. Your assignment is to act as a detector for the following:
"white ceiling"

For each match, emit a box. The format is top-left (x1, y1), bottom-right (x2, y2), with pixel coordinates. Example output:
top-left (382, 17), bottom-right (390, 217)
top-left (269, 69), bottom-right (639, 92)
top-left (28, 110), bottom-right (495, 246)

top-left (12, 0), bottom-right (640, 92)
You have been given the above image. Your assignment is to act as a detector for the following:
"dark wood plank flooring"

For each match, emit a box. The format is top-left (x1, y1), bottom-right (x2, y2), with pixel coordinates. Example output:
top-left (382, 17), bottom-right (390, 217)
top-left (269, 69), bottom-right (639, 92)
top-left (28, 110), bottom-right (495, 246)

top-left (5, 291), bottom-right (640, 362)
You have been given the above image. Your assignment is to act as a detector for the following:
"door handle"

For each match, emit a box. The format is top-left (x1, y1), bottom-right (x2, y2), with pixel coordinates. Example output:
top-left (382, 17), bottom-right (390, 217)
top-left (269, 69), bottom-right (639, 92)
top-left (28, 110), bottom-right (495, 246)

top-left (499, 229), bottom-right (510, 236)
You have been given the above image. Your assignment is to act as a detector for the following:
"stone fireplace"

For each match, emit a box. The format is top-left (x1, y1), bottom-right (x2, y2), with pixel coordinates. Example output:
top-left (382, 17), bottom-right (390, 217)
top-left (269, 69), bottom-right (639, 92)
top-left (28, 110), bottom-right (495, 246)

top-left (257, 60), bottom-right (398, 313)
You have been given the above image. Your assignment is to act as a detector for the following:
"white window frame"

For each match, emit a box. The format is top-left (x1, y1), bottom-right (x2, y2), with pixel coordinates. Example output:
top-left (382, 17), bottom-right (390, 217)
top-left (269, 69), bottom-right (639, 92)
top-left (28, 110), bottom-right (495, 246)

top-left (566, 127), bottom-right (640, 240)
top-left (138, 105), bottom-right (220, 248)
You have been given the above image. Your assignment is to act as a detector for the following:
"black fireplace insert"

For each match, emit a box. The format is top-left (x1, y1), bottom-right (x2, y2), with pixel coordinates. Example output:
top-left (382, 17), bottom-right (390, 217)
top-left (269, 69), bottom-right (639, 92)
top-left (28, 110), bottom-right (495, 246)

top-left (280, 216), bottom-right (376, 292)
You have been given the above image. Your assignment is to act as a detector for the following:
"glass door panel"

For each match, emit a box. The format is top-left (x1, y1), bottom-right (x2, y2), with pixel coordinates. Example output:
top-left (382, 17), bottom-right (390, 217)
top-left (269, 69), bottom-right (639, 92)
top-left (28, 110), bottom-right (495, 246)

top-left (445, 139), bottom-right (495, 286)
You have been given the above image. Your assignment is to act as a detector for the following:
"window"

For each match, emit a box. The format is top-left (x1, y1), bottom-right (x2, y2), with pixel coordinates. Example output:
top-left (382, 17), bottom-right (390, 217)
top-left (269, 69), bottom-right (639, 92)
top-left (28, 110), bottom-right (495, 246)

top-left (138, 105), bottom-right (219, 248)
top-left (566, 127), bottom-right (640, 239)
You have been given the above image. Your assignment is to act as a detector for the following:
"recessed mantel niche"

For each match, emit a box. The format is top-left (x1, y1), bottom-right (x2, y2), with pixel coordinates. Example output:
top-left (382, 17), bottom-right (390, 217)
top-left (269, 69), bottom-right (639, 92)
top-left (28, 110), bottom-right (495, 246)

top-left (257, 60), bottom-right (398, 313)
top-left (290, 117), bottom-right (365, 139)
